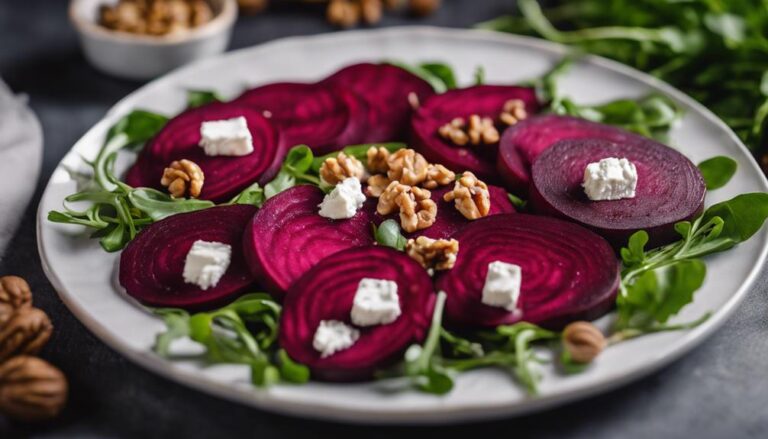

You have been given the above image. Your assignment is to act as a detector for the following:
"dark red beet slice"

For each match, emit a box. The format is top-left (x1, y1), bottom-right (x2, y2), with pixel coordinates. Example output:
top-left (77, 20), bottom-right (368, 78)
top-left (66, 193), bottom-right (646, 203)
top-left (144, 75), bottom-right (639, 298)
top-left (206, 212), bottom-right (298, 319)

top-left (530, 138), bottom-right (706, 249)
top-left (125, 102), bottom-right (283, 202)
top-left (436, 214), bottom-right (619, 329)
top-left (244, 185), bottom-right (376, 296)
top-left (231, 82), bottom-right (367, 154)
top-left (498, 115), bottom-right (639, 193)
top-left (280, 246), bottom-right (435, 381)
top-left (411, 85), bottom-right (539, 182)
top-left (322, 63), bottom-right (435, 142)
top-left (119, 205), bottom-right (258, 310)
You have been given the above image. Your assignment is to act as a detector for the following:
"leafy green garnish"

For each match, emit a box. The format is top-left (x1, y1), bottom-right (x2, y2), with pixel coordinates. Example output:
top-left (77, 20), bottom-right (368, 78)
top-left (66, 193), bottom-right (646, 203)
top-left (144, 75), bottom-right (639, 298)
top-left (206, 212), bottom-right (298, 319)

top-left (186, 89), bottom-right (223, 108)
top-left (507, 193), bottom-right (527, 211)
top-left (373, 219), bottom-right (408, 251)
top-left (698, 156), bottom-right (738, 190)
top-left (263, 145), bottom-right (320, 199)
top-left (402, 291), bottom-right (454, 394)
top-left (473, 65), bottom-right (486, 86)
top-left (153, 293), bottom-right (309, 386)
top-left (387, 61), bottom-right (457, 93)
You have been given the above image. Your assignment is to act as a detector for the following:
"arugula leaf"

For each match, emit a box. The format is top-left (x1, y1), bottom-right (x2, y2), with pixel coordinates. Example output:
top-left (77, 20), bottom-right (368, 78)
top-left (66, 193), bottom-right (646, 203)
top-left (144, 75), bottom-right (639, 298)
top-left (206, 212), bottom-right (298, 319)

top-left (420, 63), bottom-right (457, 90)
top-left (264, 145), bottom-right (320, 199)
top-left (387, 61), bottom-right (456, 93)
top-left (698, 156), bottom-right (738, 190)
top-left (701, 193), bottom-right (768, 243)
top-left (187, 89), bottom-right (223, 108)
top-left (373, 220), bottom-right (407, 251)
top-left (152, 309), bottom-right (191, 356)
top-left (402, 291), bottom-right (454, 394)
top-left (228, 182), bottom-right (266, 207)
top-left (128, 188), bottom-right (214, 221)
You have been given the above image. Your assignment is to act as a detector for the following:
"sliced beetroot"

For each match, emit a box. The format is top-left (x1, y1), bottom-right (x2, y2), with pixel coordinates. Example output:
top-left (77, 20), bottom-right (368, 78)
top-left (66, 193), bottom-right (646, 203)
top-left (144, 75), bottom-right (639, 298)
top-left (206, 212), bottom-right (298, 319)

top-left (498, 115), bottom-right (639, 193)
top-left (119, 205), bottom-right (258, 310)
top-left (244, 185), bottom-right (376, 296)
top-left (231, 82), bottom-right (367, 154)
top-left (322, 63), bottom-right (435, 142)
top-left (530, 138), bottom-right (706, 249)
top-left (125, 102), bottom-right (283, 202)
top-left (280, 245), bottom-right (435, 381)
top-left (437, 214), bottom-right (619, 329)
top-left (411, 85), bottom-right (539, 182)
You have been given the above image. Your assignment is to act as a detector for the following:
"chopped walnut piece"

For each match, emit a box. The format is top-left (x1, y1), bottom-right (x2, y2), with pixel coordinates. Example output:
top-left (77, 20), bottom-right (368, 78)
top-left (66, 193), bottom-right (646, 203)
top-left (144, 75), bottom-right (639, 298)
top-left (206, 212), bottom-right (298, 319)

top-left (443, 171), bottom-right (491, 220)
top-left (423, 163), bottom-right (455, 189)
top-left (366, 174), bottom-right (391, 197)
top-left (377, 181), bottom-right (410, 215)
top-left (406, 236), bottom-right (459, 271)
top-left (366, 146), bottom-right (390, 174)
top-left (386, 148), bottom-right (429, 186)
top-left (319, 152), bottom-right (365, 186)
top-left (327, 0), bottom-right (361, 28)
top-left (161, 159), bottom-right (204, 199)
top-left (377, 182), bottom-right (436, 232)
top-left (360, 0), bottom-right (383, 24)
top-left (438, 115), bottom-right (499, 146)
top-left (499, 99), bottom-right (528, 126)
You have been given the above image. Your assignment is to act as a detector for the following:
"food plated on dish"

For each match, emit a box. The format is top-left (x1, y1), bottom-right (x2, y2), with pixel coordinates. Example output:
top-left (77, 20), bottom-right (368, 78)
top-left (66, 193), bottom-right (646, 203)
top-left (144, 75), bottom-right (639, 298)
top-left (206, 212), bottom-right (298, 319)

top-left (47, 55), bottom-right (768, 396)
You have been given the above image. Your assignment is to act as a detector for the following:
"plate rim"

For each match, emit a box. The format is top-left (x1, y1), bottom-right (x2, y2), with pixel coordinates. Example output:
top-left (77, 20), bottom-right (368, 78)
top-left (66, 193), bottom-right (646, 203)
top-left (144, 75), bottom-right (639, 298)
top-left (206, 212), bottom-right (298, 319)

top-left (36, 26), bottom-right (768, 424)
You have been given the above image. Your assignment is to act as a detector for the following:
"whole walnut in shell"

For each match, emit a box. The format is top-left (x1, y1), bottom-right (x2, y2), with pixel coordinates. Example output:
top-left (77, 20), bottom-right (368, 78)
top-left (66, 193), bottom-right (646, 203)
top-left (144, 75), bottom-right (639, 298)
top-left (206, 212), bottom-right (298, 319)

top-left (0, 276), bottom-right (32, 309)
top-left (0, 307), bottom-right (53, 363)
top-left (0, 356), bottom-right (68, 421)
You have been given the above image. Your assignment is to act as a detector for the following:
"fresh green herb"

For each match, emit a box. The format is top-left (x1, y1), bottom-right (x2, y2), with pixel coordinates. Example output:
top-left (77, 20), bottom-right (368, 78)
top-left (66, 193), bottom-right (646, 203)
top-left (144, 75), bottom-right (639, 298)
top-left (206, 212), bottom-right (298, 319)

top-left (153, 293), bottom-right (309, 386)
top-left (264, 145), bottom-right (321, 199)
top-left (479, 0), bottom-right (768, 163)
top-left (310, 142), bottom-right (406, 173)
top-left (698, 156), bottom-right (738, 190)
top-left (387, 61), bottom-right (457, 93)
top-left (507, 193), bottom-right (528, 211)
top-left (473, 65), bottom-right (486, 85)
top-left (615, 192), bottom-right (768, 337)
top-left (228, 181), bottom-right (265, 207)
top-left (187, 89), bottom-right (223, 108)
top-left (373, 219), bottom-right (408, 251)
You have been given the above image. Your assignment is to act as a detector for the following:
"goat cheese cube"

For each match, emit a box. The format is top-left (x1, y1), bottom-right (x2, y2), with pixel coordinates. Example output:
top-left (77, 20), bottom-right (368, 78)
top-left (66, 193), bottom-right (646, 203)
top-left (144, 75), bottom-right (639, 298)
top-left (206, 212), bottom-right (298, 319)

top-left (313, 320), bottom-right (360, 358)
top-left (318, 177), bottom-right (367, 219)
top-left (182, 240), bottom-right (232, 290)
top-left (350, 278), bottom-right (401, 327)
top-left (582, 157), bottom-right (638, 201)
top-left (199, 116), bottom-right (254, 156)
top-left (482, 261), bottom-right (522, 311)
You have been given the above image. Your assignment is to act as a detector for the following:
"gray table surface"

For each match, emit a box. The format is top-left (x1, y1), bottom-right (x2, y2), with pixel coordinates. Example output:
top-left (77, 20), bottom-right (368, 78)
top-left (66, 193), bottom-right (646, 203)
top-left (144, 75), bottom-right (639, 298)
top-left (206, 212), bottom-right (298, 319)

top-left (1, 1), bottom-right (766, 438)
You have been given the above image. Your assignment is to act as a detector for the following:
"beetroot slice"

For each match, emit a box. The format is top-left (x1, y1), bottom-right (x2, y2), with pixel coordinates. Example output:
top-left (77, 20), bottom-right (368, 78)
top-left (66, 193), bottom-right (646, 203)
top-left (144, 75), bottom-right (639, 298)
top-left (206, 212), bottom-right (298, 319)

top-left (119, 205), bottom-right (258, 310)
top-left (124, 102), bottom-right (283, 202)
top-left (231, 82), bottom-right (367, 154)
top-left (498, 115), bottom-right (640, 193)
top-left (411, 85), bottom-right (539, 182)
top-left (322, 63), bottom-right (435, 142)
top-left (437, 214), bottom-right (619, 329)
top-left (530, 138), bottom-right (706, 249)
top-left (243, 185), bottom-right (376, 296)
top-left (280, 245), bottom-right (435, 381)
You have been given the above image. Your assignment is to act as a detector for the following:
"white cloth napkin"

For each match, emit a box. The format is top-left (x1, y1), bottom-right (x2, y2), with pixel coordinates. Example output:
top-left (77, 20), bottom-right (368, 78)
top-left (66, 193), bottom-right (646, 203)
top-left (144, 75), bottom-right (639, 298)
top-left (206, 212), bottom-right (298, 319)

top-left (0, 79), bottom-right (43, 257)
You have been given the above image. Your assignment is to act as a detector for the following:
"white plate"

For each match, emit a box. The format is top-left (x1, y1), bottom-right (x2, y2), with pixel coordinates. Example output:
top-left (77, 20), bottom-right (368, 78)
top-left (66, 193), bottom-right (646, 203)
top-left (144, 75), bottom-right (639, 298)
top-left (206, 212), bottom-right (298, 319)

top-left (37, 27), bottom-right (768, 424)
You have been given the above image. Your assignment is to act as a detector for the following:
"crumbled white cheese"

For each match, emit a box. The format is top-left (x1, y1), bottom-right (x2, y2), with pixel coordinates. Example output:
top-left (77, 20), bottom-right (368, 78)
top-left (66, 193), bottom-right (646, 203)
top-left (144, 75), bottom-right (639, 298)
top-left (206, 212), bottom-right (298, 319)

top-left (350, 278), bottom-right (401, 327)
top-left (199, 116), bottom-right (254, 156)
top-left (481, 261), bottom-right (522, 311)
top-left (582, 157), bottom-right (638, 201)
top-left (313, 320), bottom-right (360, 358)
top-left (182, 240), bottom-right (232, 290)
top-left (318, 177), bottom-right (367, 219)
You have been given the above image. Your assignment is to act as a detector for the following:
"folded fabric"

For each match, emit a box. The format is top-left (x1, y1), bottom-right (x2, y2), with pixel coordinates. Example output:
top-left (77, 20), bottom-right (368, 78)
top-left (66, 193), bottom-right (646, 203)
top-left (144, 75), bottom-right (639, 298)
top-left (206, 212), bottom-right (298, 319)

top-left (0, 79), bottom-right (43, 257)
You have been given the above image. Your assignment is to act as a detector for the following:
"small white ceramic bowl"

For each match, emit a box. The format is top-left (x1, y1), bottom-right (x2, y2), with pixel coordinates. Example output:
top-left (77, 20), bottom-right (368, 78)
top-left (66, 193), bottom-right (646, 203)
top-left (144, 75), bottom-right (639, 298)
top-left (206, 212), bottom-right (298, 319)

top-left (69, 0), bottom-right (237, 80)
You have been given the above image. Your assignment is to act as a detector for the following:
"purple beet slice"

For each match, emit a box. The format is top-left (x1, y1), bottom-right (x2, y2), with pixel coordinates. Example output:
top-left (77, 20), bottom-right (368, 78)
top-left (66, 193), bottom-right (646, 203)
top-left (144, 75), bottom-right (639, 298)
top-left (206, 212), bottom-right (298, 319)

top-left (125, 102), bottom-right (283, 202)
top-left (280, 245), bottom-right (435, 381)
top-left (231, 82), bottom-right (367, 154)
top-left (119, 205), bottom-right (258, 310)
top-left (530, 138), bottom-right (706, 249)
top-left (436, 214), bottom-right (620, 329)
top-left (321, 63), bottom-right (434, 142)
top-left (243, 185), bottom-right (376, 296)
top-left (411, 85), bottom-right (539, 182)
top-left (498, 115), bottom-right (639, 193)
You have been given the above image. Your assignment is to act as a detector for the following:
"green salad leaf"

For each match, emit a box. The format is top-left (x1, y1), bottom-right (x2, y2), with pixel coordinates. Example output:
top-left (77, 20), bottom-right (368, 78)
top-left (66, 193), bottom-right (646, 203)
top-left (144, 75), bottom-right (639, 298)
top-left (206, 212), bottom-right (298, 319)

top-left (387, 61), bottom-right (457, 93)
top-left (698, 156), bottom-right (738, 190)
top-left (186, 89), bottom-right (223, 108)
top-left (373, 219), bottom-right (408, 251)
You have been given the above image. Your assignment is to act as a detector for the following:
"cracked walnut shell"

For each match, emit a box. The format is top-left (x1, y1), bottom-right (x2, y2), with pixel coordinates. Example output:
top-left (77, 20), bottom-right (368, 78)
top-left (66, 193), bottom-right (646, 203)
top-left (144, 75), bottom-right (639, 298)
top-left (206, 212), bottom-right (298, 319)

top-left (386, 148), bottom-right (429, 186)
top-left (0, 276), bottom-right (32, 310)
top-left (0, 356), bottom-right (68, 422)
top-left (562, 321), bottom-right (606, 364)
top-left (0, 307), bottom-right (53, 363)
top-left (319, 152), bottom-right (365, 186)
top-left (161, 159), bottom-right (204, 199)
top-left (443, 172), bottom-right (491, 220)
top-left (406, 236), bottom-right (459, 271)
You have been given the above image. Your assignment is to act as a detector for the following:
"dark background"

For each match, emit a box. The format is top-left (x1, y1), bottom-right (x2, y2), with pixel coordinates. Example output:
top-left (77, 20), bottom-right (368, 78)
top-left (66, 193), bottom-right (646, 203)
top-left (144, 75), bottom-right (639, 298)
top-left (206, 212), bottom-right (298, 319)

top-left (1, 1), bottom-right (766, 437)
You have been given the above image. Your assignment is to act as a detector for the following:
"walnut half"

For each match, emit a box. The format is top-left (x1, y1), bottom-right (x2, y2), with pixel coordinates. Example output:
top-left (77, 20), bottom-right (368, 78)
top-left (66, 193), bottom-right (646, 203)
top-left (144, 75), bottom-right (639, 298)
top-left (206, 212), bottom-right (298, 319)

top-left (0, 307), bottom-right (53, 363)
top-left (319, 152), bottom-right (365, 186)
top-left (406, 236), bottom-right (459, 271)
top-left (443, 171), bottom-right (491, 220)
top-left (377, 182), bottom-right (437, 233)
top-left (0, 276), bottom-right (32, 309)
top-left (161, 159), bottom-right (204, 199)
top-left (0, 356), bottom-right (68, 421)
top-left (386, 148), bottom-right (429, 186)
